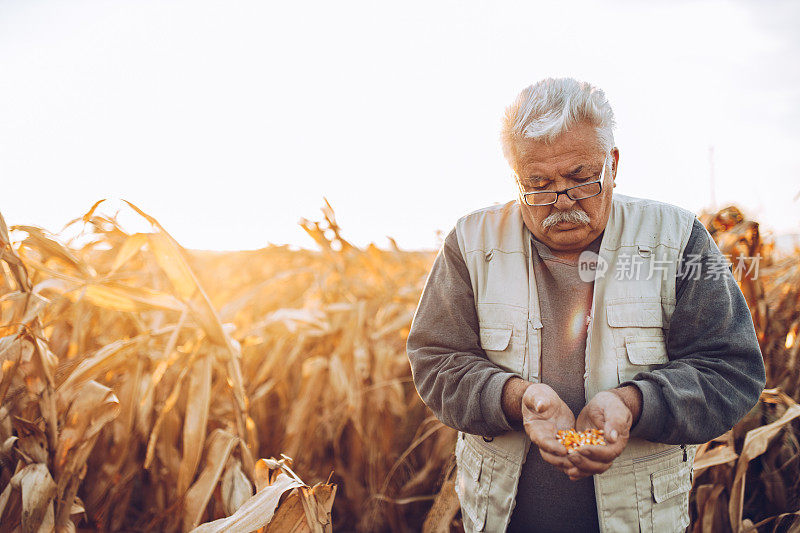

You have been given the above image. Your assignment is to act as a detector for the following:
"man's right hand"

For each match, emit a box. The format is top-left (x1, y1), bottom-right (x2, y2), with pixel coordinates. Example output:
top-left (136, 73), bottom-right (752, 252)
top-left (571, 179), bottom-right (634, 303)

top-left (521, 383), bottom-right (576, 474)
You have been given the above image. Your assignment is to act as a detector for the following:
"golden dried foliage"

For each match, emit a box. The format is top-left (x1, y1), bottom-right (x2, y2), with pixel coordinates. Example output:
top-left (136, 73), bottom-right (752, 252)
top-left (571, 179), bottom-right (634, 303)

top-left (690, 207), bottom-right (800, 533)
top-left (0, 200), bottom-right (798, 532)
top-left (0, 200), bottom-right (449, 532)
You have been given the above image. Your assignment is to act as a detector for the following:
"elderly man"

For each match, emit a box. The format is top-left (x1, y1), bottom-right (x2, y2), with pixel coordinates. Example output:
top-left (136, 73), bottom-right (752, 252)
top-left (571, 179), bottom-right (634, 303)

top-left (407, 78), bottom-right (765, 533)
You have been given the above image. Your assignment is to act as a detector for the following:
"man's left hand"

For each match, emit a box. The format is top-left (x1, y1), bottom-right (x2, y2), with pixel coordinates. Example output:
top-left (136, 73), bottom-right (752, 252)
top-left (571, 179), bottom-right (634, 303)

top-left (564, 390), bottom-right (634, 481)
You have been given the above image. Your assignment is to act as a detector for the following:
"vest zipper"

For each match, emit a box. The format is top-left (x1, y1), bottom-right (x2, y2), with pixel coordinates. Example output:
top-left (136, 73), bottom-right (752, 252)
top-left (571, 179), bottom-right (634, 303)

top-left (524, 234), bottom-right (533, 382)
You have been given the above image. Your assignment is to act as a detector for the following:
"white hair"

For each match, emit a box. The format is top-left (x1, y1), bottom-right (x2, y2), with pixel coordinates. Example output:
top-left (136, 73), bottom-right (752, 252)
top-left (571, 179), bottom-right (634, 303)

top-left (501, 77), bottom-right (616, 164)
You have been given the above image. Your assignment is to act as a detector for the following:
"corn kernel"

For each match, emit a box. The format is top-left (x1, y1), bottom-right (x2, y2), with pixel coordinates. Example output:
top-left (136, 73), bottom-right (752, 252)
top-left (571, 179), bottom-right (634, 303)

top-left (556, 429), bottom-right (606, 451)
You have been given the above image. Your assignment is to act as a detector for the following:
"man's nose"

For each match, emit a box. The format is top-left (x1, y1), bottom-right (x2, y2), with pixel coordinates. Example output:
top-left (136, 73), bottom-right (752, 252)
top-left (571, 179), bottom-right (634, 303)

top-left (553, 191), bottom-right (576, 210)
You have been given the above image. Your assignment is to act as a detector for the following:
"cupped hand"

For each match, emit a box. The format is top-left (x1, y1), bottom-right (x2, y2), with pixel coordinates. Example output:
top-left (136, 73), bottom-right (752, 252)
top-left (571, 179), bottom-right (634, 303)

top-left (565, 390), bottom-right (632, 481)
top-left (521, 384), bottom-right (576, 474)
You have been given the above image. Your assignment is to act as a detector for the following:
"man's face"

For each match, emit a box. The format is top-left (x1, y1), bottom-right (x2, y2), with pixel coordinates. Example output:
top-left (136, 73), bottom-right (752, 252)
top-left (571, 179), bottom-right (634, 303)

top-left (509, 121), bottom-right (619, 258)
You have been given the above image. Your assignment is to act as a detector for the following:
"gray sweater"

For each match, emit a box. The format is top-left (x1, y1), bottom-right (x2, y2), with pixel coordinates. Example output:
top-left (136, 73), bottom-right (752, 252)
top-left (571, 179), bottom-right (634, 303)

top-left (407, 216), bottom-right (765, 530)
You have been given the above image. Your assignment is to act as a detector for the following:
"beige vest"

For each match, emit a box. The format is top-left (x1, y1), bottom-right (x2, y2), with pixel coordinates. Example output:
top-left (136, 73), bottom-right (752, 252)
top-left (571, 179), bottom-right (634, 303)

top-left (452, 194), bottom-right (697, 533)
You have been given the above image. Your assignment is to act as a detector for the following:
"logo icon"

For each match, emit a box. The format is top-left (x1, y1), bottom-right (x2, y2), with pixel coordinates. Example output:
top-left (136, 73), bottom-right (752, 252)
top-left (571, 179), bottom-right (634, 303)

top-left (578, 250), bottom-right (607, 282)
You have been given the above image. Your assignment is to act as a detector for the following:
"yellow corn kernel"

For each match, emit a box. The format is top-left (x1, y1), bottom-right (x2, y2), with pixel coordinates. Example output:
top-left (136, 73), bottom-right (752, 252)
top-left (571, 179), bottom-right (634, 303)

top-left (556, 429), bottom-right (606, 451)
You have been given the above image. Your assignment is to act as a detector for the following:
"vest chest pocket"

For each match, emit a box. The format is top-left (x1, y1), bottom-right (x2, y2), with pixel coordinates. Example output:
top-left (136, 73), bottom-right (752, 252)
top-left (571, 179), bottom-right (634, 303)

top-left (454, 435), bottom-right (492, 532)
top-left (625, 337), bottom-right (668, 365)
top-left (478, 323), bottom-right (523, 375)
top-left (606, 300), bottom-right (669, 383)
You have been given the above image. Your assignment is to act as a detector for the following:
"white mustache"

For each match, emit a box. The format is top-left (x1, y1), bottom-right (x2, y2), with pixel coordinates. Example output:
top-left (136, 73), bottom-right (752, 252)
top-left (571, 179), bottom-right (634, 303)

top-left (541, 209), bottom-right (590, 229)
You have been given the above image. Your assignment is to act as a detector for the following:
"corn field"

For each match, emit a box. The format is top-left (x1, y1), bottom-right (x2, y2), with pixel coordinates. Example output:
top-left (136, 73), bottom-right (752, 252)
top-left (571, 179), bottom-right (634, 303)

top-left (0, 200), bottom-right (798, 532)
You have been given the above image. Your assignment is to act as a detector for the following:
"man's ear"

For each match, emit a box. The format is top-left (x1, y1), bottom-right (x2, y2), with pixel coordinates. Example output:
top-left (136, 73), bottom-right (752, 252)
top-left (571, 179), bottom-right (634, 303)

top-left (611, 147), bottom-right (620, 188)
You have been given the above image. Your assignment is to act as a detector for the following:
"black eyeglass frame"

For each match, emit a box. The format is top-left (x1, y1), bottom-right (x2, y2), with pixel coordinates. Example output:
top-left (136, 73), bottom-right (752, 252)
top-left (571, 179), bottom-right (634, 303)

top-left (518, 157), bottom-right (607, 207)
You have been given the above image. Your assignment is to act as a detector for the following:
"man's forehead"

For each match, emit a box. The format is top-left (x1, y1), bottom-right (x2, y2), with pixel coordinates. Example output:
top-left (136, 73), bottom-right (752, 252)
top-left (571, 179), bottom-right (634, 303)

top-left (515, 141), bottom-right (592, 160)
top-left (514, 141), bottom-right (604, 174)
top-left (511, 122), bottom-right (605, 167)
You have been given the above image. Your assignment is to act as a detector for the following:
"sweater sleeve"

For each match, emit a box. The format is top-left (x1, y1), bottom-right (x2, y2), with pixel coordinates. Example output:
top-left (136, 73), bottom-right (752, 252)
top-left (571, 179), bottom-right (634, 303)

top-left (623, 218), bottom-right (766, 444)
top-left (407, 228), bottom-right (517, 436)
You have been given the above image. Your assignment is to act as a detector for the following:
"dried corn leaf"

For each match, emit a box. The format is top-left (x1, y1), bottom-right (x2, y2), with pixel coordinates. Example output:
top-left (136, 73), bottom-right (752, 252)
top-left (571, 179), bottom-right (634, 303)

top-left (182, 429), bottom-right (238, 532)
top-left (253, 457), bottom-right (274, 493)
top-left (130, 202), bottom-right (231, 349)
top-left (144, 362), bottom-right (192, 470)
top-left (12, 419), bottom-right (48, 465)
top-left (265, 483), bottom-right (337, 533)
top-left (56, 338), bottom-right (141, 400)
top-left (299, 484), bottom-right (335, 533)
top-left (148, 232), bottom-right (199, 301)
top-left (701, 485), bottom-right (727, 533)
top-left (9, 462), bottom-right (56, 533)
top-left (0, 479), bottom-right (14, 523)
top-left (0, 291), bottom-right (49, 329)
top-left (0, 337), bottom-right (27, 405)
top-left (109, 354), bottom-right (144, 463)
top-left (177, 353), bottom-right (213, 496)
top-left (30, 336), bottom-right (57, 393)
top-left (53, 380), bottom-right (119, 530)
top-left (0, 214), bottom-right (31, 291)
top-left (81, 198), bottom-right (106, 224)
top-left (191, 472), bottom-right (304, 533)
top-left (422, 469), bottom-right (459, 533)
top-left (54, 381), bottom-right (120, 479)
top-left (109, 232), bottom-right (149, 274)
top-left (1, 435), bottom-right (18, 465)
top-left (81, 282), bottom-right (186, 312)
top-left (13, 225), bottom-right (94, 278)
top-left (220, 458), bottom-right (253, 516)
top-left (729, 398), bottom-right (800, 529)
top-left (693, 445), bottom-right (739, 476)
top-left (33, 276), bottom-right (185, 313)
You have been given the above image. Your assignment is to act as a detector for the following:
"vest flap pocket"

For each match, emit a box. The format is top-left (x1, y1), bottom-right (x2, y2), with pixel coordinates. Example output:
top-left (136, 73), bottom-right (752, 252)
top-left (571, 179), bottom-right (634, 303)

top-left (479, 326), bottom-right (512, 351)
top-left (625, 337), bottom-right (668, 365)
top-left (651, 463), bottom-right (692, 503)
top-left (607, 301), bottom-right (663, 327)
top-left (454, 435), bottom-right (489, 531)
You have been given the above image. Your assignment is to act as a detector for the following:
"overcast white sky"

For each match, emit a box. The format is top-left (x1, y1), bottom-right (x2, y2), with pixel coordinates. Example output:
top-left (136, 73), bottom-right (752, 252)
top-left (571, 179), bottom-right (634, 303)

top-left (1, 0), bottom-right (798, 250)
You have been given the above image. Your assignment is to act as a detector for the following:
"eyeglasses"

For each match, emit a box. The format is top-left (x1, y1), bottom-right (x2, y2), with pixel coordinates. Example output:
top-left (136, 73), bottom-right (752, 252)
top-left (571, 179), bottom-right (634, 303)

top-left (518, 157), bottom-right (607, 207)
